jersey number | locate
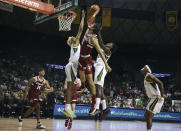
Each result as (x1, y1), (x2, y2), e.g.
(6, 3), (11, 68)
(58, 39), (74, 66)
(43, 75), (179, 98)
(37, 85), (41, 90)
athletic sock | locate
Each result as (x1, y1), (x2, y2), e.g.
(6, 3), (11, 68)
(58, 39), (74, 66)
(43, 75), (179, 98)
(95, 98), (101, 110)
(101, 100), (107, 110)
(147, 129), (152, 131)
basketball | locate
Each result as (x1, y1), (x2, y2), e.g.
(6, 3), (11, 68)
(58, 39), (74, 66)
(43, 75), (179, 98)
(90, 4), (100, 13)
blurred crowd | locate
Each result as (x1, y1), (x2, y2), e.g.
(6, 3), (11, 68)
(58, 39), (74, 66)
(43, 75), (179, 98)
(0, 56), (181, 118)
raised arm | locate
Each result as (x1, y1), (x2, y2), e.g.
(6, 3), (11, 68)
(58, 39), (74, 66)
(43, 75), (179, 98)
(146, 74), (167, 98)
(74, 10), (86, 47)
(87, 5), (100, 28)
(97, 30), (111, 56)
(23, 77), (36, 101)
(90, 37), (112, 72)
(44, 80), (53, 93)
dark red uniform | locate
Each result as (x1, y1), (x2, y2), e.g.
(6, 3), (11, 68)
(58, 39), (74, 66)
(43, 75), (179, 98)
(29, 76), (45, 107)
(78, 15), (98, 74)
(78, 27), (98, 74)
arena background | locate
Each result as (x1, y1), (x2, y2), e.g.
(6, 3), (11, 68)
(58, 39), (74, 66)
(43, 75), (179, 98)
(0, 0), (181, 130)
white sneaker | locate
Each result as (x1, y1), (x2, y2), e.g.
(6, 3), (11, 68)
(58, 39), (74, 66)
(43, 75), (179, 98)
(36, 123), (46, 129)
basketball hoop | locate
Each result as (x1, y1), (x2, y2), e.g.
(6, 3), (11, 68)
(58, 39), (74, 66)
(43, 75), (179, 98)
(58, 11), (76, 31)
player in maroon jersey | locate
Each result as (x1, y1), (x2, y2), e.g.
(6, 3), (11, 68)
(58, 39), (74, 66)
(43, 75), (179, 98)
(78, 5), (112, 115)
(18, 69), (53, 129)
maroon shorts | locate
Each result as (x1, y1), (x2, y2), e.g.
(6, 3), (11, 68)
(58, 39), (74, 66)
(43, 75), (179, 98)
(29, 96), (39, 107)
(64, 96), (77, 104)
(78, 56), (93, 74)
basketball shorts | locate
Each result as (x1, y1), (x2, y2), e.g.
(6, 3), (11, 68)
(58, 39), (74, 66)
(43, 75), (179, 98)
(65, 62), (78, 82)
(146, 97), (164, 114)
(78, 56), (93, 74)
(29, 98), (39, 107)
(94, 64), (107, 87)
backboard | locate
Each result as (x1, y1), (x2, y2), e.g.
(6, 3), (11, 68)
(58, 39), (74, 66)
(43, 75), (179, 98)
(33, 0), (78, 24)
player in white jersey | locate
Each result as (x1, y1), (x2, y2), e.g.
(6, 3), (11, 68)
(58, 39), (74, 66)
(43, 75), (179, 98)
(94, 27), (116, 118)
(141, 65), (167, 131)
(63, 10), (85, 129)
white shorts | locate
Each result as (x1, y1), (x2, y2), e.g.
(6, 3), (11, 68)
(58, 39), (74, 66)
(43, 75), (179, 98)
(65, 62), (78, 82)
(94, 64), (107, 87)
(146, 97), (164, 114)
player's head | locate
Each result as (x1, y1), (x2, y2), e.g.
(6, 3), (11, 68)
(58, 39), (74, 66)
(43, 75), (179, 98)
(105, 43), (117, 53)
(67, 36), (76, 46)
(105, 43), (114, 49)
(141, 65), (152, 76)
(39, 69), (45, 77)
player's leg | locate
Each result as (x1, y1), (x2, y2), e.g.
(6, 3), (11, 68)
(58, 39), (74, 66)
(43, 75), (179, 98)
(144, 110), (154, 131)
(35, 103), (40, 123)
(67, 80), (78, 118)
(86, 73), (97, 115)
(64, 84), (70, 128)
(101, 88), (110, 118)
(20, 106), (35, 118)
(64, 63), (76, 118)
(65, 81), (73, 111)
(67, 79), (79, 130)
(94, 84), (102, 114)
(79, 70), (86, 91)
(18, 100), (36, 127)
(35, 103), (46, 129)
(145, 97), (161, 131)
(94, 66), (104, 114)
(146, 97), (164, 131)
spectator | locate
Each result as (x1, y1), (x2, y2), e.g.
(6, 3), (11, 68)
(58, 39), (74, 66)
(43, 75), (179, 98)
(0, 87), (4, 117)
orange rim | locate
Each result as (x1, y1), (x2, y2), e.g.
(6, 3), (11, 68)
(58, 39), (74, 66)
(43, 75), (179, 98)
(58, 11), (76, 18)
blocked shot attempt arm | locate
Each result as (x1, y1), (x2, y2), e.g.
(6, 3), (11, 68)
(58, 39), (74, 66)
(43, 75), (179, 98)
(97, 30), (111, 56)
(23, 77), (36, 101)
(74, 10), (85, 46)
(87, 7), (99, 28)
(90, 37), (112, 72)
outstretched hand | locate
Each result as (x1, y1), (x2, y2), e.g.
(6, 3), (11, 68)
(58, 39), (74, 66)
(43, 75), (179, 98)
(162, 94), (167, 98)
(106, 65), (112, 72)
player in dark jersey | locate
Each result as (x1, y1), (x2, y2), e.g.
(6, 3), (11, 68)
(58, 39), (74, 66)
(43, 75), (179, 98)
(18, 69), (53, 129)
(78, 5), (112, 115)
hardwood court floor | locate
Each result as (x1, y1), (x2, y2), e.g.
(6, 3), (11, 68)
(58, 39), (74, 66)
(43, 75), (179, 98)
(0, 118), (181, 131)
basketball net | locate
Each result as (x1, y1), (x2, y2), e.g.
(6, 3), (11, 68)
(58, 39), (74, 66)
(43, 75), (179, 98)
(58, 11), (76, 31)
(57, 0), (76, 31)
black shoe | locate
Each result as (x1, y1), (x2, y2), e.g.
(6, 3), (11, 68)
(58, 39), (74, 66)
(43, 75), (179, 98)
(101, 108), (110, 119)
(94, 114), (98, 121)
(94, 109), (101, 115)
